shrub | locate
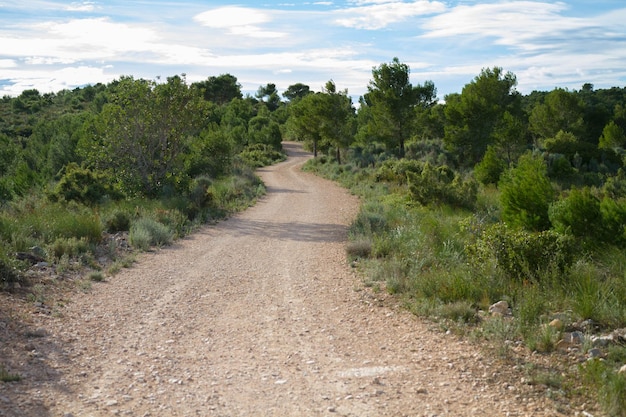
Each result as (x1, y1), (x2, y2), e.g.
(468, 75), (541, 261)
(467, 223), (577, 282)
(0, 255), (21, 289)
(49, 163), (121, 205)
(49, 237), (90, 259)
(129, 217), (173, 250)
(499, 152), (555, 231)
(346, 239), (373, 260)
(407, 163), (478, 209)
(104, 209), (131, 233)
(549, 187), (602, 239)
(474, 145), (506, 185)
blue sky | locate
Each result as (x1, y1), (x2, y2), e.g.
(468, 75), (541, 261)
(1, 0), (625, 101)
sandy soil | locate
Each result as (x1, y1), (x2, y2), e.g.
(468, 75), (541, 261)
(1, 142), (574, 416)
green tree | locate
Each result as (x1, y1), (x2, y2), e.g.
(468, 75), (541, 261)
(444, 67), (522, 166)
(317, 81), (355, 163)
(81, 75), (210, 196)
(193, 74), (242, 105)
(363, 58), (436, 156)
(529, 88), (585, 144)
(474, 145), (507, 185)
(499, 152), (555, 231)
(256, 83), (281, 111)
(283, 83), (311, 102)
(248, 106), (282, 150)
(598, 120), (626, 149)
(286, 93), (325, 156)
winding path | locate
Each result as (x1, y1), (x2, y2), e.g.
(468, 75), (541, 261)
(2, 142), (557, 416)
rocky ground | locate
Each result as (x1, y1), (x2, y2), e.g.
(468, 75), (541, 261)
(0, 142), (601, 416)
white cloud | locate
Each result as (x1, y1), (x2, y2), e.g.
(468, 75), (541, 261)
(194, 6), (286, 38)
(0, 59), (17, 68)
(0, 65), (115, 96)
(335, 0), (445, 29)
(66, 1), (97, 12)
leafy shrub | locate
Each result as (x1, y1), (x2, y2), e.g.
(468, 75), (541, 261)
(129, 217), (173, 250)
(467, 223), (577, 282)
(374, 158), (423, 184)
(49, 163), (121, 205)
(407, 162), (478, 209)
(49, 237), (90, 259)
(104, 209), (131, 233)
(474, 145), (506, 185)
(549, 187), (602, 238)
(237, 143), (286, 168)
(349, 202), (388, 237)
(499, 152), (555, 231)
(599, 197), (626, 246)
(0, 255), (21, 289)
(346, 238), (373, 260)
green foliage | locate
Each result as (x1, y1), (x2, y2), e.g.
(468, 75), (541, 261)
(474, 145), (507, 185)
(237, 143), (286, 168)
(407, 162), (478, 209)
(374, 158), (423, 184)
(444, 67), (522, 165)
(49, 237), (90, 259)
(549, 187), (602, 238)
(580, 359), (626, 417)
(129, 217), (173, 250)
(49, 163), (120, 205)
(363, 58), (436, 156)
(0, 255), (21, 289)
(467, 223), (576, 282)
(0, 365), (21, 382)
(599, 120), (626, 149)
(499, 152), (555, 230)
(104, 209), (132, 233)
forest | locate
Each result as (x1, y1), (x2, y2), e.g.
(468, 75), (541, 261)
(2, 59), (626, 413)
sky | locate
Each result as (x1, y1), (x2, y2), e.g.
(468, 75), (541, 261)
(1, 0), (626, 101)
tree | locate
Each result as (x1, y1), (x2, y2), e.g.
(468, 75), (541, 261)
(193, 74), (242, 105)
(599, 120), (626, 149)
(81, 75), (211, 196)
(499, 152), (555, 231)
(529, 88), (585, 143)
(317, 81), (355, 163)
(286, 81), (355, 160)
(363, 58), (436, 156)
(444, 67), (522, 166)
(283, 83), (311, 102)
(287, 93), (324, 156)
(248, 106), (282, 150)
(256, 83), (281, 111)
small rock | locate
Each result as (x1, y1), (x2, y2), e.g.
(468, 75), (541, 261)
(591, 335), (614, 347)
(105, 400), (118, 407)
(587, 348), (602, 358)
(549, 319), (564, 330)
(564, 331), (585, 345)
(489, 300), (511, 316)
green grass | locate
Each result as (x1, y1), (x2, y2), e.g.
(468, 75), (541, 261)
(0, 365), (21, 382)
(305, 154), (626, 415)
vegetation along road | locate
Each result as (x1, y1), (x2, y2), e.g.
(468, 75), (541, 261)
(3, 142), (566, 416)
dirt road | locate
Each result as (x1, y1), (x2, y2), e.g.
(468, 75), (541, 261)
(2, 142), (561, 416)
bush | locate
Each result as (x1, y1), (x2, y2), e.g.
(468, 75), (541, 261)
(49, 163), (121, 205)
(0, 256), (21, 289)
(499, 152), (555, 231)
(407, 163), (478, 209)
(474, 145), (506, 185)
(129, 217), (173, 250)
(549, 187), (602, 239)
(467, 223), (577, 282)
(104, 209), (131, 233)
